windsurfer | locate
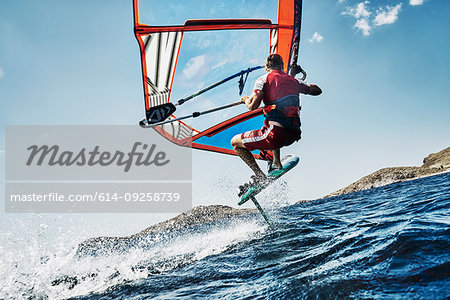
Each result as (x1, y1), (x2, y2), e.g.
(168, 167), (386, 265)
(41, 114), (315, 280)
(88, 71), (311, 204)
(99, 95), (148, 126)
(231, 54), (322, 193)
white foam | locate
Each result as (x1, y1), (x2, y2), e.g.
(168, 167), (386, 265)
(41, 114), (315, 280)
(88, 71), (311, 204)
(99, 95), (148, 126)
(0, 215), (266, 299)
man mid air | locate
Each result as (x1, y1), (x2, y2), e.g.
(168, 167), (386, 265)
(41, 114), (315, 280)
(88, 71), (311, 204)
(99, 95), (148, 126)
(231, 54), (322, 194)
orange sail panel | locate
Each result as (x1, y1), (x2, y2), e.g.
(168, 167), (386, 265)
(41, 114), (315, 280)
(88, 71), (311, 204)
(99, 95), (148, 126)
(274, 0), (296, 72)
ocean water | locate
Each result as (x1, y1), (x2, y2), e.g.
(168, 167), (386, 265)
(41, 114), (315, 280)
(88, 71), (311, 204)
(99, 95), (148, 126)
(1, 173), (449, 299)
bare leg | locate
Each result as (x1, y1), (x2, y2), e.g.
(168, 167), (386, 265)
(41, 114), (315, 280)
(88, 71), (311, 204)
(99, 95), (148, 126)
(235, 148), (266, 177)
(231, 135), (266, 178)
(272, 149), (282, 169)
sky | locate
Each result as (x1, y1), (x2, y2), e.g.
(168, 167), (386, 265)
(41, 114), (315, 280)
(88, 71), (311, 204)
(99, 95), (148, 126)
(0, 0), (449, 229)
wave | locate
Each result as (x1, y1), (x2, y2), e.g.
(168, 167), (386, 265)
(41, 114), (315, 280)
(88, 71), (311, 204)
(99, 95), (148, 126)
(1, 173), (449, 299)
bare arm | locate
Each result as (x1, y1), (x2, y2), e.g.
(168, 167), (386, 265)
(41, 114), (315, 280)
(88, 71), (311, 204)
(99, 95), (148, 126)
(298, 79), (322, 96)
(241, 90), (263, 110)
(309, 84), (322, 96)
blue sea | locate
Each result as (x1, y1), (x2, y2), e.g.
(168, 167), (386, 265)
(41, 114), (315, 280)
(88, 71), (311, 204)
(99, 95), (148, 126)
(1, 173), (449, 299)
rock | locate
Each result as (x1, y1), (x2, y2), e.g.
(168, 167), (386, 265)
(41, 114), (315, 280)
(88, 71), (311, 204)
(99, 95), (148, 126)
(320, 147), (450, 199)
(134, 205), (253, 238)
(76, 205), (253, 256)
(422, 147), (450, 169)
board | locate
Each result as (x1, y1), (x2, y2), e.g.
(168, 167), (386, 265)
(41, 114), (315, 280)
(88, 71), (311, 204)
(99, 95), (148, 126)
(237, 155), (299, 230)
(238, 155), (300, 206)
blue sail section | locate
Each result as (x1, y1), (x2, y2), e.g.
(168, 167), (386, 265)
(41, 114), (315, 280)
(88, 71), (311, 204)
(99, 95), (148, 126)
(194, 115), (265, 154)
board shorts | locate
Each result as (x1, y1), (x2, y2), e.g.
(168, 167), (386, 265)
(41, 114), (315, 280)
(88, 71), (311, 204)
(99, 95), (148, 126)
(241, 122), (301, 151)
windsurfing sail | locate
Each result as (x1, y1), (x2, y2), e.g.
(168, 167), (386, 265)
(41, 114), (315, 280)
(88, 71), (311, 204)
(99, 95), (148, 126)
(133, 0), (303, 160)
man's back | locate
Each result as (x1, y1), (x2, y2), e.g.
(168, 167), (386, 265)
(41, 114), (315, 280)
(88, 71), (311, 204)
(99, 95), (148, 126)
(254, 70), (311, 104)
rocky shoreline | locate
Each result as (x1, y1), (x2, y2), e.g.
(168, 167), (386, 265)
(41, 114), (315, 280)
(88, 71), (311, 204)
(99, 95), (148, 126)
(77, 147), (449, 253)
(320, 147), (450, 199)
(77, 205), (254, 256)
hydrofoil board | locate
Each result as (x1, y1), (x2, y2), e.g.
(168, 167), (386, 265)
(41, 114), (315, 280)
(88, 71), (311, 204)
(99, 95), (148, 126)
(238, 155), (299, 206)
(237, 155), (299, 230)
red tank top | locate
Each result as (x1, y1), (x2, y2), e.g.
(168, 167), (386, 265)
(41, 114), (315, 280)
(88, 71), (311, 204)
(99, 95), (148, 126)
(254, 70), (310, 105)
(254, 70), (311, 129)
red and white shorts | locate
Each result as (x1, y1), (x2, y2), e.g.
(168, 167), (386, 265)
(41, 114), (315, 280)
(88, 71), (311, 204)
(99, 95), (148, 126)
(241, 122), (301, 151)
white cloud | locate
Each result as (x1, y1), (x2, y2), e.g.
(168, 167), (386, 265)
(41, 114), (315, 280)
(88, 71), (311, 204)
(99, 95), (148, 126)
(354, 1), (371, 18)
(182, 55), (206, 79)
(374, 4), (402, 26)
(309, 32), (324, 43)
(0, 67), (4, 79)
(355, 18), (371, 36)
(342, 1), (371, 18)
(409, 0), (423, 6)
(211, 59), (227, 70)
(341, 2), (404, 36)
(342, 1), (372, 36)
